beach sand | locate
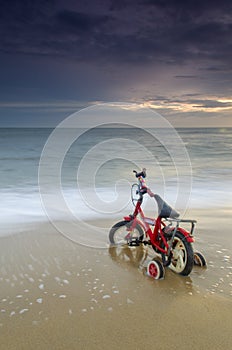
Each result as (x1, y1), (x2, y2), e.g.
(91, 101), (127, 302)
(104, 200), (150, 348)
(1, 208), (232, 349)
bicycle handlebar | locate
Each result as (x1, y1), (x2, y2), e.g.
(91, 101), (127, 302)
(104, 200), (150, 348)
(133, 169), (148, 197)
(133, 169), (155, 198)
(133, 168), (146, 179)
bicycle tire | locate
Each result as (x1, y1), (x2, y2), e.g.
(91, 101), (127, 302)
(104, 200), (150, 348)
(109, 220), (144, 245)
(156, 231), (194, 276)
(147, 259), (165, 280)
(131, 183), (140, 206)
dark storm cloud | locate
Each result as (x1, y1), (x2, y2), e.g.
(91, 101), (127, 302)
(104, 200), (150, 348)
(55, 10), (109, 33)
(1, 0), (232, 67)
(1, 0), (232, 127)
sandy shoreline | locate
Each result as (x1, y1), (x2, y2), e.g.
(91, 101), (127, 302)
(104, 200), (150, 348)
(1, 208), (232, 349)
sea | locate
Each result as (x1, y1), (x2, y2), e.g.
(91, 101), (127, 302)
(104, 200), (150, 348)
(0, 127), (232, 234)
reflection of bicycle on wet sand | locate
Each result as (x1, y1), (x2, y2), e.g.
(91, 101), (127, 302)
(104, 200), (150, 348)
(109, 244), (147, 269)
(109, 169), (206, 279)
(108, 244), (195, 293)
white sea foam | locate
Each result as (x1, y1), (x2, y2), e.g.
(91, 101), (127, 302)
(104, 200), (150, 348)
(0, 181), (231, 235)
(1, 127), (232, 237)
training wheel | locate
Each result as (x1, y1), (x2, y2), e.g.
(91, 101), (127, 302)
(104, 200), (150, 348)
(194, 252), (207, 267)
(147, 259), (165, 280)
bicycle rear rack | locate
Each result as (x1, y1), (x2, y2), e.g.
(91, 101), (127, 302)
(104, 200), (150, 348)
(165, 218), (196, 235)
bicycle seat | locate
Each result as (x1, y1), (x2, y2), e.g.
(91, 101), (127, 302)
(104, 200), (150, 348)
(154, 194), (180, 219)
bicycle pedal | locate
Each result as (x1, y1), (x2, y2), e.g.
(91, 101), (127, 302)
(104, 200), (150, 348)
(128, 239), (141, 246)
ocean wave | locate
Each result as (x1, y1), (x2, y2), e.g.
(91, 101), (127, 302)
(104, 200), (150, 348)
(0, 182), (231, 235)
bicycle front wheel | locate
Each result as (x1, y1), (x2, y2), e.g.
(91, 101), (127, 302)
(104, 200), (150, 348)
(109, 220), (144, 245)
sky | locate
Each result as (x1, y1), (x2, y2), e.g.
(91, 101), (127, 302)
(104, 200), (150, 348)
(0, 0), (232, 127)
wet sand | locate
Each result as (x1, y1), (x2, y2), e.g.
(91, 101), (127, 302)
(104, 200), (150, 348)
(1, 208), (232, 349)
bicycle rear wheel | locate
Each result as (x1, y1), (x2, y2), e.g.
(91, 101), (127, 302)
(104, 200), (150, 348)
(167, 231), (194, 276)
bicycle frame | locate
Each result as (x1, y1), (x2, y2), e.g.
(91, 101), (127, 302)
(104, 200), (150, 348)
(124, 195), (195, 255)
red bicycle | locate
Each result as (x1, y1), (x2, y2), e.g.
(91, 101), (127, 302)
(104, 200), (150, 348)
(109, 169), (206, 279)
